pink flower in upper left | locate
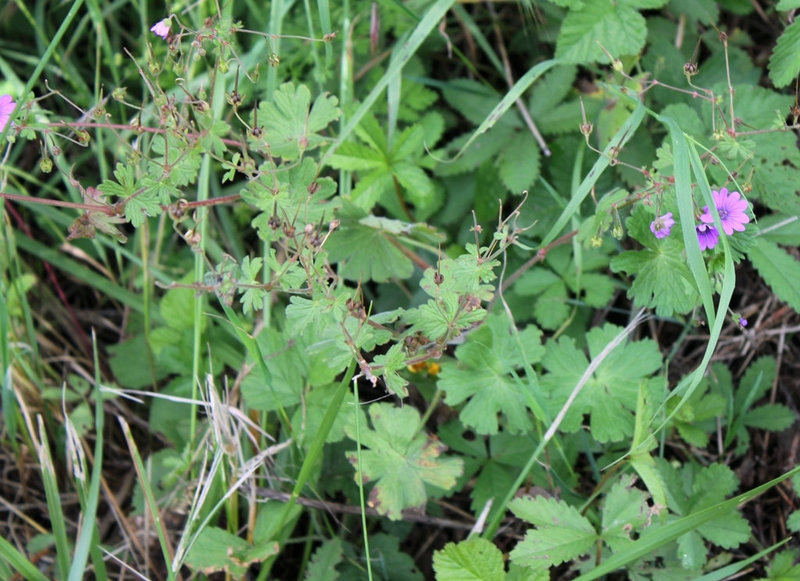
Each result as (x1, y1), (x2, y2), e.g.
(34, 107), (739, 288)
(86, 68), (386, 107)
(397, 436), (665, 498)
(150, 18), (171, 39)
(0, 94), (16, 131)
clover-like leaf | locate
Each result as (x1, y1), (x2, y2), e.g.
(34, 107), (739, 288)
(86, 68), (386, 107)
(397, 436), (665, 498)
(344, 403), (463, 520)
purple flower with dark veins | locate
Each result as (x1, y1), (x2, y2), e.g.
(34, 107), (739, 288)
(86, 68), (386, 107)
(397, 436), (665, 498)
(696, 223), (719, 251)
(650, 212), (675, 239)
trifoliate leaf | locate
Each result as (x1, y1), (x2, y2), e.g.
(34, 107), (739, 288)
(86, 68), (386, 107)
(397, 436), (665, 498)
(540, 323), (662, 442)
(509, 496), (596, 570)
(556, 1), (648, 64)
(769, 20), (800, 88)
(438, 314), (544, 434)
(371, 343), (409, 397)
(748, 238), (800, 313)
(344, 403), (463, 520)
(433, 538), (505, 581)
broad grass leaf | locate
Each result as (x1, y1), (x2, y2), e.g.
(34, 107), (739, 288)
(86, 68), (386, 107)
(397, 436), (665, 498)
(769, 19), (800, 88)
(748, 238), (800, 313)
(433, 537), (505, 581)
(555, 1), (648, 64)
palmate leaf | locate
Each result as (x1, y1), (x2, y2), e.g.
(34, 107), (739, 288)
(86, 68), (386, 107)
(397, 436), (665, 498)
(256, 83), (340, 160)
(344, 403), (463, 520)
(509, 496), (596, 571)
(433, 537), (505, 581)
(438, 314), (544, 434)
(324, 206), (414, 282)
(555, 0), (648, 64)
(540, 323), (662, 442)
(610, 204), (698, 316)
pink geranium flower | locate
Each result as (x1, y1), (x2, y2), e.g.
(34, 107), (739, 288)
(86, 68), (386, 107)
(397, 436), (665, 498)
(150, 18), (171, 39)
(700, 188), (750, 236)
(0, 94), (16, 131)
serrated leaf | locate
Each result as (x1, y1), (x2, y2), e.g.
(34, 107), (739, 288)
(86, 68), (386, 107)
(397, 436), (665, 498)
(749, 238), (800, 313)
(498, 131), (541, 193)
(372, 343), (409, 397)
(556, 1), (647, 64)
(344, 403), (463, 520)
(305, 539), (342, 581)
(743, 404), (795, 431)
(509, 496), (596, 570)
(433, 538), (505, 581)
(184, 526), (279, 576)
(534, 281), (569, 330)
(610, 205), (698, 316)
(769, 20), (800, 88)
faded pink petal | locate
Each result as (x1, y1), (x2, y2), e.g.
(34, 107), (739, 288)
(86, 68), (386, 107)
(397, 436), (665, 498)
(150, 18), (171, 39)
(0, 94), (16, 132)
